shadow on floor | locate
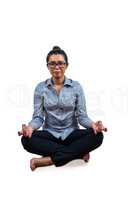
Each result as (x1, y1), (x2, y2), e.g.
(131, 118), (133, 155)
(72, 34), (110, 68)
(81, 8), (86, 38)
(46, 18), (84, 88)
(63, 159), (89, 167)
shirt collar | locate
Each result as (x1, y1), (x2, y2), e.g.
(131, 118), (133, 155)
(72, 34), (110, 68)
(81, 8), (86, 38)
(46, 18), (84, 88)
(46, 76), (73, 87)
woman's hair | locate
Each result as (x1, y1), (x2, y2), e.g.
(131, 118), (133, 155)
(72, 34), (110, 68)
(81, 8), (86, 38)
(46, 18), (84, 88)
(46, 46), (68, 65)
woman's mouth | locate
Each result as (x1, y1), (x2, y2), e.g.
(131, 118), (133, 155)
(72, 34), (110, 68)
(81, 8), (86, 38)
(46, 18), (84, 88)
(54, 70), (61, 73)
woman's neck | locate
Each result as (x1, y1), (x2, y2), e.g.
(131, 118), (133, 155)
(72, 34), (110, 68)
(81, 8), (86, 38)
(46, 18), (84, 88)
(52, 76), (65, 86)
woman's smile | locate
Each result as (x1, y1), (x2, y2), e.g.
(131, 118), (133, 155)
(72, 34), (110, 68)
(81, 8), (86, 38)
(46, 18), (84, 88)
(54, 70), (61, 72)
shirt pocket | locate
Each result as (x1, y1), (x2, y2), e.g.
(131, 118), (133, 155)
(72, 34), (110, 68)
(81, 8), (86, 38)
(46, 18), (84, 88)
(61, 92), (77, 111)
(43, 93), (58, 111)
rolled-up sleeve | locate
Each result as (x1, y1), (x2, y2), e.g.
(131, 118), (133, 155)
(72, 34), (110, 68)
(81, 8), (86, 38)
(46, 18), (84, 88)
(28, 84), (45, 130)
(75, 82), (93, 128)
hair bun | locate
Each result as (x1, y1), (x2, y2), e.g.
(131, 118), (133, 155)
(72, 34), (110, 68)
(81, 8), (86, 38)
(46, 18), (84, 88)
(52, 46), (61, 51)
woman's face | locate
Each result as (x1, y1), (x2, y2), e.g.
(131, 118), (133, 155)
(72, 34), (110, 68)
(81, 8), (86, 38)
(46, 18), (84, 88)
(47, 54), (68, 79)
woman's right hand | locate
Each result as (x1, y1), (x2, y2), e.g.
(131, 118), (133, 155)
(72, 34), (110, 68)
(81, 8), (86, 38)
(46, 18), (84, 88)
(18, 124), (34, 138)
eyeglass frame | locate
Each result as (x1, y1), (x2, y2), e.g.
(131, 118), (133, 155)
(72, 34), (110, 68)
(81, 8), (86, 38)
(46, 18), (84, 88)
(47, 61), (67, 68)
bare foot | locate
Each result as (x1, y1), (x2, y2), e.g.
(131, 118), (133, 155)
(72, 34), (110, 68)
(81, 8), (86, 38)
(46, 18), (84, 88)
(83, 153), (90, 162)
(30, 158), (37, 171)
(30, 157), (53, 171)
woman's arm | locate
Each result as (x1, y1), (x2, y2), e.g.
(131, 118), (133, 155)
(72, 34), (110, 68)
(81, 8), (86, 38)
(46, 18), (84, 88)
(28, 84), (45, 130)
(75, 82), (108, 133)
(75, 82), (94, 128)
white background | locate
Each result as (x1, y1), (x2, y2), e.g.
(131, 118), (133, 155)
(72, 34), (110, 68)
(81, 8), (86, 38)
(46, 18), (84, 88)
(0, 0), (131, 200)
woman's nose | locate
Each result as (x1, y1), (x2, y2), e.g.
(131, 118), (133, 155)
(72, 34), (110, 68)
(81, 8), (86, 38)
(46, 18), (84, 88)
(55, 65), (60, 69)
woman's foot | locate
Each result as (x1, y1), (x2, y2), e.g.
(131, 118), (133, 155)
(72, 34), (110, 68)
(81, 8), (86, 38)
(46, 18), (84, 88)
(30, 158), (36, 171)
(30, 157), (53, 171)
(83, 153), (90, 162)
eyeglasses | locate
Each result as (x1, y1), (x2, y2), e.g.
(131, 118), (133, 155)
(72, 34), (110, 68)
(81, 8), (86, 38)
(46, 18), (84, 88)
(47, 61), (66, 68)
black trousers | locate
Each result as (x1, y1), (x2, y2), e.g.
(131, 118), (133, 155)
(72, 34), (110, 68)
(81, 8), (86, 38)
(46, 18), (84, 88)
(21, 128), (104, 167)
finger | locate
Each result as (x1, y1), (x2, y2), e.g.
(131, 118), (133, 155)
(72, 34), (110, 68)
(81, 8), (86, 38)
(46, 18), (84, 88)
(28, 133), (32, 138)
(98, 121), (107, 132)
(26, 129), (32, 138)
(104, 127), (108, 132)
(92, 123), (98, 134)
(18, 130), (27, 137)
(18, 131), (22, 136)
(92, 127), (97, 135)
(22, 124), (27, 131)
(97, 121), (108, 132)
(22, 124), (29, 136)
(22, 125), (26, 133)
(18, 126), (26, 136)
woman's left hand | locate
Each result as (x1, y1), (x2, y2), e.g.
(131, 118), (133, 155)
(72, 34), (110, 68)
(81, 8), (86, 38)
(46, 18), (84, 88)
(91, 121), (107, 134)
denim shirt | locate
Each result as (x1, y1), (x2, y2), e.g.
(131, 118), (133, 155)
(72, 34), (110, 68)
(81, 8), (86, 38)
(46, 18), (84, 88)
(28, 76), (93, 140)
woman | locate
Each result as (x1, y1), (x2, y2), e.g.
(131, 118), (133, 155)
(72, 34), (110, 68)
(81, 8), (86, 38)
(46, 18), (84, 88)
(18, 46), (107, 171)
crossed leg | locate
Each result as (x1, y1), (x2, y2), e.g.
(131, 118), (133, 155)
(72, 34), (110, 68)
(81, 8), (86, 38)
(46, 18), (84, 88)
(21, 128), (104, 170)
